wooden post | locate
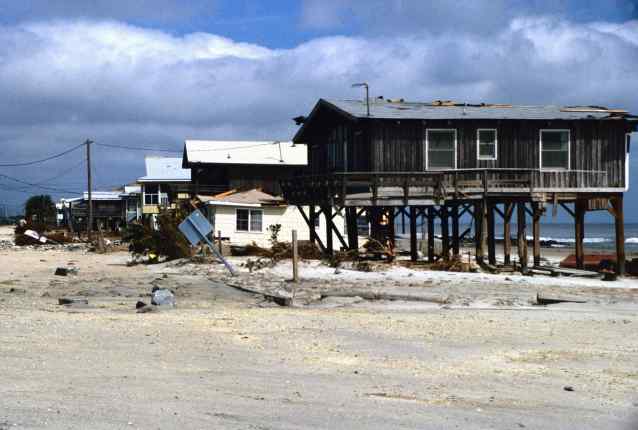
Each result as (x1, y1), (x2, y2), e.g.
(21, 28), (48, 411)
(612, 194), (625, 276)
(574, 200), (585, 270)
(217, 230), (222, 254)
(487, 202), (496, 265)
(323, 206), (333, 256)
(441, 205), (449, 260)
(409, 206), (418, 262)
(427, 206), (435, 262)
(503, 203), (513, 266)
(517, 202), (528, 269)
(532, 202), (541, 267)
(475, 201), (485, 264)
(309, 206), (317, 245)
(451, 204), (460, 257)
(345, 207), (359, 251)
(292, 229), (299, 283)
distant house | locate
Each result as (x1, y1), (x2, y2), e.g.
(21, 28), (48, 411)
(63, 191), (126, 232)
(195, 189), (343, 249)
(182, 140), (306, 196)
(137, 157), (191, 219)
(120, 184), (142, 223)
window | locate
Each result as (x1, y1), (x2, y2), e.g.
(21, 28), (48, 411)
(540, 130), (570, 169)
(427, 129), (456, 169)
(236, 209), (263, 232)
(144, 184), (159, 205)
(477, 129), (497, 160)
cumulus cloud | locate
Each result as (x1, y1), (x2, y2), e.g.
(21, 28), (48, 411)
(0, 17), (637, 208)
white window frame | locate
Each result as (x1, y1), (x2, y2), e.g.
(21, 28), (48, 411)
(143, 183), (161, 205)
(539, 129), (571, 171)
(426, 129), (457, 170)
(476, 128), (498, 161)
(235, 208), (263, 233)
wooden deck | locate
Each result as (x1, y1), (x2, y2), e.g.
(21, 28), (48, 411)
(281, 168), (614, 206)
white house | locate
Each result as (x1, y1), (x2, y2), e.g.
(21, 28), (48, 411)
(137, 157), (191, 216)
(197, 189), (346, 249)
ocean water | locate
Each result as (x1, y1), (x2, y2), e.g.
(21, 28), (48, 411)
(393, 219), (638, 252)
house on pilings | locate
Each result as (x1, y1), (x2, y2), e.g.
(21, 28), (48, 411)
(282, 98), (637, 274)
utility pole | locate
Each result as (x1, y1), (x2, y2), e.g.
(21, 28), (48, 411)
(85, 139), (94, 240)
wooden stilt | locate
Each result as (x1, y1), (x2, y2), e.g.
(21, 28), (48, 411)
(503, 203), (513, 266)
(532, 202), (542, 267)
(451, 204), (460, 257)
(575, 200), (585, 270)
(517, 202), (528, 269)
(309, 205), (317, 245)
(427, 206), (435, 262)
(409, 206), (418, 262)
(487, 202), (496, 265)
(611, 194), (625, 276)
(345, 207), (359, 251)
(475, 201), (485, 264)
(323, 205), (333, 256)
(441, 205), (449, 260)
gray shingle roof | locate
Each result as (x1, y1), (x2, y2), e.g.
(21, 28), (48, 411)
(326, 99), (629, 121)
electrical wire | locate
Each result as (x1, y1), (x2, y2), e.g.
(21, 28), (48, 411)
(94, 143), (181, 153)
(0, 143), (86, 167)
(0, 173), (81, 194)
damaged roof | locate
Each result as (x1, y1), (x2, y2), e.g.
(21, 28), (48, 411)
(197, 188), (285, 207)
(294, 98), (637, 142)
(183, 140), (307, 167)
(138, 157), (191, 183)
(324, 99), (634, 121)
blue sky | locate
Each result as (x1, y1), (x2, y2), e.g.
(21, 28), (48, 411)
(0, 0), (637, 221)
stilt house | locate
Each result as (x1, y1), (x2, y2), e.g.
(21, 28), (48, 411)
(282, 98), (637, 274)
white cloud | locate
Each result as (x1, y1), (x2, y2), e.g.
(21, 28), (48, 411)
(0, 17), (637, 207)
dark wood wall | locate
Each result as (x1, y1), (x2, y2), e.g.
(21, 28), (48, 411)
(193, 164), (305, 196)
(307, 117), (630, 188)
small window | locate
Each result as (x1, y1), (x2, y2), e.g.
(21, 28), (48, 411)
(540, 130), (570, 169)
(144, 184), (160, 205)
(250, 210), (263, 232)
(427, 129), (456, 170)
(477, 129), (497, 160)
(236, 209), (263, 232)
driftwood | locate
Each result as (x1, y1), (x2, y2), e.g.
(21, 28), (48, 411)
(319, 290), (448, 305)
(226, 282), (292, 306)
(535, 292), (587, 306)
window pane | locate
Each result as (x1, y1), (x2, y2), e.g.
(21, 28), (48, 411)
(428, 130), (454, 150)
(236, 209), (249, 231)
(429, 151), (455, 169)
(542, 131), (568, 150)
(478, 129), (496, 144)
(542, 152), (568, 169)
(479, 143), (495, 158)
(250, 210), (262, 232)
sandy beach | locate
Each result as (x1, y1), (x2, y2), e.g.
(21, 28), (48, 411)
(1, 226), (638, 429)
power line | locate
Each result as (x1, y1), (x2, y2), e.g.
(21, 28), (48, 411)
(0, 173), (81, 194)
(0, 143), (86, 167)
(94, 142), (181, 153)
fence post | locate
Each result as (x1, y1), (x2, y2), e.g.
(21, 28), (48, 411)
(292, 229), (299, 283)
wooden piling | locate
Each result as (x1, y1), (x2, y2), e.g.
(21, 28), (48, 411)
(575, 200), (585, 270)
(441, 205), (449, 261)
(475, 201), (485, 264)
(427, 206), (435, 262)
(517, 202), (528, 269)
(487, 202), (496, 265)
(532, 202), (541, 267)
(323, 206), (333, 256)
(503, 203), (513, 266)
(345, 207), (359, 251)
(409, 206), (418, 262)
(611, 194), (625, 276)
(309, 206), (317, 245)
(451, 204), (460, 257)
